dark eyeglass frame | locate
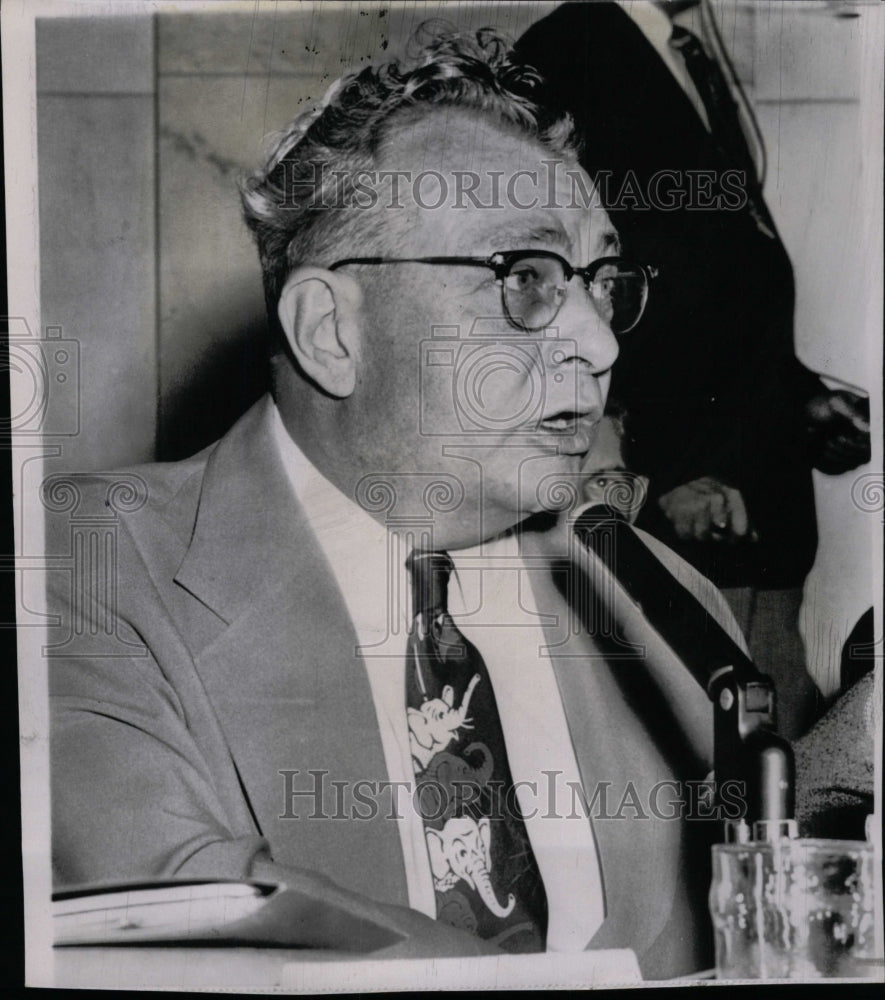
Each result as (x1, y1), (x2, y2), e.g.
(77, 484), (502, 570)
(328, 250), (660, 333)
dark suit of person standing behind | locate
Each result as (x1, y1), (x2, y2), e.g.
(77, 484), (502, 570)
(517, 0), (871, 739)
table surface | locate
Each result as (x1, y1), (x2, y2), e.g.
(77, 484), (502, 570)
(47, 945), (883, 989)
(50, 944), (646, 991)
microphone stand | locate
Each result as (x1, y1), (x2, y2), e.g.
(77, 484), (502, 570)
(709, 659), (796, 842)
(573, 505), (796, 843)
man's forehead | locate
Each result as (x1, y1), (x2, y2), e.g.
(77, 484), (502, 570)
(377, 108), (616, 256)
(378, 106), (544, 173)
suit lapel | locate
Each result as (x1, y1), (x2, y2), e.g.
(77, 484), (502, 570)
(174, 398), (409, 904)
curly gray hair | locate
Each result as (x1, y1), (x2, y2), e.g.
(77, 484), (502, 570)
(240, 23), (576, 323)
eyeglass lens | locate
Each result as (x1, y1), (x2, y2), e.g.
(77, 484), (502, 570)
(502, 257), (648, 333)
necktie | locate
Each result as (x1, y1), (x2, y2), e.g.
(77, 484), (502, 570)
(669, 23), (777, 239)
(405, 551), (548, 952)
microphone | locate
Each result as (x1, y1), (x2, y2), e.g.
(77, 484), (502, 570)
(573, 505), (757, 694)
(573, 504), (794, 835)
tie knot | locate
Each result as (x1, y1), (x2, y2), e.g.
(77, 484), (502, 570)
(406, 550), (453, 620)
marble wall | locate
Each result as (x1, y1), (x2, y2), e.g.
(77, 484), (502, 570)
(37, 16), (157, 470)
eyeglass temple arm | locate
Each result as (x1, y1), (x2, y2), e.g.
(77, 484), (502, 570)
(328, 256), (491, 270)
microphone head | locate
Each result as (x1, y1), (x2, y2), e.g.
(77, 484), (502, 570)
(574, 503), (627, 537)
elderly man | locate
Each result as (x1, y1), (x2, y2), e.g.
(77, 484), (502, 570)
(50, 28), (759, 976)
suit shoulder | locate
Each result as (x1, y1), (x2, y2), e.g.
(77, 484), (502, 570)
(41, 443), (217, 527)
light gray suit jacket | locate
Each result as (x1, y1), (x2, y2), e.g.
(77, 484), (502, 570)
(49, 395), (739, 974)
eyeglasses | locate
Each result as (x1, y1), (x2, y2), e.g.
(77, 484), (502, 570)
(328, 251), (659, 334)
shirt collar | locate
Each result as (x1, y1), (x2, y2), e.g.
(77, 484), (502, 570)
(270, 401), (412, 635)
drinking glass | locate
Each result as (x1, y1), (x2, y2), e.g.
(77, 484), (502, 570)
(710, 838), (881, 979)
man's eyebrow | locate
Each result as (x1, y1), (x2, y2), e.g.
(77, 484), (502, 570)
(483, 223), (571, 251)
(587, 461), (628, 474)
(600, 230), (621, 254)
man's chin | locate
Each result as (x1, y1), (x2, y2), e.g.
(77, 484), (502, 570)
(513, 455), (590, 521)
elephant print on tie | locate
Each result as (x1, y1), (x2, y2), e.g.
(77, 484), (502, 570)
(404, 551), (547, 949)
(426, 816), (517, 918)
(407, 673), (481, 772)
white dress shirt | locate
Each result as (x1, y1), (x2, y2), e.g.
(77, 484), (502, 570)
(270, 404), (605, 950)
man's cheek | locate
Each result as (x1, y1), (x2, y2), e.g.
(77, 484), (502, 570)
(467, 366), (537, 428)
(419, 370), (458, 436)
(461, 346), (546, 432)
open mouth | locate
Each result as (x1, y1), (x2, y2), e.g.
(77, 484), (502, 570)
(535, 408), (600, 455)
(539, 410), (594, 433)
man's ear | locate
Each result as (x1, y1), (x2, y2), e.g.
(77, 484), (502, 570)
(277, 268), (362, 398)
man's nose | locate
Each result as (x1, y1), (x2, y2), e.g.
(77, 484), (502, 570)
(553, 275), (620, 374)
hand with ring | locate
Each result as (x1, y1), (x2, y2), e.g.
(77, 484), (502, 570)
(657, 476), (756, 544)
